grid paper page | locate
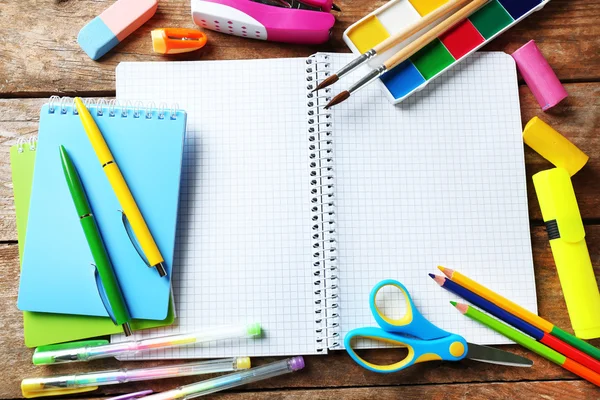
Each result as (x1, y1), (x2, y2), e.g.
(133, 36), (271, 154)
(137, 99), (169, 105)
(114, 58), (317, 357)
(328, 52), (536, 346)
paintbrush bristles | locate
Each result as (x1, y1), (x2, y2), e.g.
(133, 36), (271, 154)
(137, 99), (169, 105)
(324, 91), (350, 109)
(313, 75), (339, 92)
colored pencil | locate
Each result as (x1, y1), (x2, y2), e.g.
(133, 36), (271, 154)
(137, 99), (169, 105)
(453, 302), (600, 387)
(430, 274), (600, 373)
(439, 266), (600, 361)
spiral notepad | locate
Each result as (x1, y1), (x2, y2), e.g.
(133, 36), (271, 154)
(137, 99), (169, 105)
(18, 98), (186, 321)
(113, 52), (536, 357)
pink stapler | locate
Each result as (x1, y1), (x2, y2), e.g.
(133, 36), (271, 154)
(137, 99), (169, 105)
(191, 0), (339, 44)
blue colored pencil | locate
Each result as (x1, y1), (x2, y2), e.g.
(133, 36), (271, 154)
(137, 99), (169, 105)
(429, 273), (544, 340)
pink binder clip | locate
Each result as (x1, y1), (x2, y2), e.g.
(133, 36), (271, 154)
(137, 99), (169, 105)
(191, 0), (339, 44)
(512, 40), (568, 111)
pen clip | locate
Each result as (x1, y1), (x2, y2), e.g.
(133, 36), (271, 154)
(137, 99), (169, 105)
(93, 264), (118, 325)
(120, 210), (153, 268)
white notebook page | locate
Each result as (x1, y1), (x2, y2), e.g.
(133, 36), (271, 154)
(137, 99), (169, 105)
(324, 52), (536, 346)
(114, 58), (318, 357)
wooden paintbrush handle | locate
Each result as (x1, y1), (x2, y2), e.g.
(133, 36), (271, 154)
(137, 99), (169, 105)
(374, 0), (474, 54)
(383, 0), (488, 70)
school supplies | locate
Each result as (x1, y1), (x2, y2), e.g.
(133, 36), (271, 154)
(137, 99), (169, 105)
(344, 280), (532, 373)
(191, 0), (337, 44)
(314, 0), (474, 92)
(533, 168), (600, 339)
(112, 52), (535, 358)
(33, 323), (261, 365)
(18, 98), (185, 321)
(108, 390), (153, 400)
(438, 267), (600, 360)
(78, 0), (158, 60)
(60, 145), (132, 336)
(75, 98), (168, 278)
(152, 28), (208, 55)
(325, 0), (488, 109)
(342, 0), (550, 104)
(523, 117), (588, 176)
(430, 274), (600, 373)
(21, 358), (251, 398)
(512, 40), (568, 110)
(141, 357), (304, 399)
(453, 303), (600, 387)
(10, 139), (175, 347)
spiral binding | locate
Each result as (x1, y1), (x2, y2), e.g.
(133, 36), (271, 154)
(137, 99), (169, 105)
(17, 136), (37, 153)
(306, 54), (340, 352)
(47, 96), (180, 120)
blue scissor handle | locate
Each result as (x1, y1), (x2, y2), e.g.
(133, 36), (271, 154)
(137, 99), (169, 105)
(370, 279), (450, 340)
(344, 327), (468, 373)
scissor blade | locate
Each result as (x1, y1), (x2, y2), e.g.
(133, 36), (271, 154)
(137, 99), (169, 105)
(466, 343), (533, 368)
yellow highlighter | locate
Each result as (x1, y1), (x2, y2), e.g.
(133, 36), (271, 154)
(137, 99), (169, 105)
(533, 168), (600, 339)
(74, 97), (167, 277)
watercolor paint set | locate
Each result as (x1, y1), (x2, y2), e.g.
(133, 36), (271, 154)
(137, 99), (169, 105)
(343, 0), (550, 104)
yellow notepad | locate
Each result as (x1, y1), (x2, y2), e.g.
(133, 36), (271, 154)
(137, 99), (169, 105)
(10, 139), (174, 348)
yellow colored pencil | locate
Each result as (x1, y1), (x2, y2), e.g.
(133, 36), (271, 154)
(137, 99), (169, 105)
(75, 97), (167, 277)
(438, 266), (600, 361)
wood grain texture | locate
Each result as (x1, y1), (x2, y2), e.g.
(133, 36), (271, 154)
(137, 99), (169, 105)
(0, 225), (598, 398)
(0, 0), (598, 95)
(0, 83), (597, 240)
(1, 0), (599, 398)
(22, 380), (600, 400)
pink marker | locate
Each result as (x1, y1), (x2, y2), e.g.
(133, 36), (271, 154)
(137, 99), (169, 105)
(191, 0), (336, 44)
(78, 0), (158, 60)
(512, 40), (568, 111)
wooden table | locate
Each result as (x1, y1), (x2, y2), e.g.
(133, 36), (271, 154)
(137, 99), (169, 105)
(1, 0), (599, 398)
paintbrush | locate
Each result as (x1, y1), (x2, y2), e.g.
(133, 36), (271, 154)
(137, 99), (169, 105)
(325, 0), (488, 109)
(313, 0), (474, 93)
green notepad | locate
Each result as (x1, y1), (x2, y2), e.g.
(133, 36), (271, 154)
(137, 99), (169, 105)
(10, 141), (174, 348)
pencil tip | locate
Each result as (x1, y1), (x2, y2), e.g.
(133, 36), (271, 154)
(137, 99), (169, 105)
(437, 266), (445, 272)
(325, 90), (350, 109)
(428, 273), (435, 279)
(313, 75), (339, 92)
(450, 301), (457, 307)
(331, 3), (342, 11)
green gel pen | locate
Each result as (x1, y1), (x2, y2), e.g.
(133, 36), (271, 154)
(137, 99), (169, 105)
(59, 145), (132, 335)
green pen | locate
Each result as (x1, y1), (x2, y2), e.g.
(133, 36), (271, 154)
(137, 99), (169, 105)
(59, 145), (132, 336)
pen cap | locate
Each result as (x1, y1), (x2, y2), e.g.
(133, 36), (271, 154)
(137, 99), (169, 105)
(532, 168), (584, 242)
(523, 117), (588, 177)
(533, 168), (600, 339)
(21, 378), (97, 398)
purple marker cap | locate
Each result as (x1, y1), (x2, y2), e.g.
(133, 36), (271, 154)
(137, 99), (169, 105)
(107, 390), (154, 400)
(289, 356), (305, 371)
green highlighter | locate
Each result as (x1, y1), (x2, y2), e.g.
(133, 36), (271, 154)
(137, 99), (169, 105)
(59, 145), (132, 336)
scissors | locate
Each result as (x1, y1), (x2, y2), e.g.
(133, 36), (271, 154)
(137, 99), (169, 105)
(344, 279), (533, 373)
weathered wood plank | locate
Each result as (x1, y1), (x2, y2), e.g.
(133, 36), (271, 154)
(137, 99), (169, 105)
(27, 380), (600, 400)
(0, 0), (598, 95)
(1, 224), (599, 398)
(12, 380), (600, 400)
(0, 83), (598, 240)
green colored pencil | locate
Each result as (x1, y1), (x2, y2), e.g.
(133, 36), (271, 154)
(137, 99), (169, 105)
(452, 302), (600, 387)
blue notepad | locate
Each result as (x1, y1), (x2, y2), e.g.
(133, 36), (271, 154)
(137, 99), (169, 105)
(18, 99), (186, 320)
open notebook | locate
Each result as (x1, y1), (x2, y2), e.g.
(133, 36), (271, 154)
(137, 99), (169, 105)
(113, 52), (536, 357)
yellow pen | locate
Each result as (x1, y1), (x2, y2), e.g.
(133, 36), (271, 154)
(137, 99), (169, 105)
(74, 97), (167, 277)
